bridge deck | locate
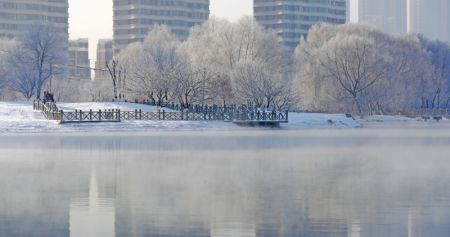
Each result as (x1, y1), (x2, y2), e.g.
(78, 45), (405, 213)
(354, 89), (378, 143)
(34, 101), (289, 124)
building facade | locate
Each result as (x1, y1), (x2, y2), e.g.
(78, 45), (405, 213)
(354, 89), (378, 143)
(69, 38), (91, 79)
(254, 0), (347, 49)
(95, 39), (114, 80)
(357, 0), (407, 33)
(0, 0), (68, 39)
(408, 0), (450, 43)
(113, 0), (210, 54)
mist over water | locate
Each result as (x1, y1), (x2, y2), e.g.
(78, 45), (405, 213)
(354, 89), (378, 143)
(0, 129), (450, 237)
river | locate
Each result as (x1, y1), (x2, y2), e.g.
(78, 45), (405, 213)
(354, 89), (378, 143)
(0, 129), (449, 236)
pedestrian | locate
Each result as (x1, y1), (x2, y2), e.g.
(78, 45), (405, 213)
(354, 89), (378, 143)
(43, 91), (48, 103)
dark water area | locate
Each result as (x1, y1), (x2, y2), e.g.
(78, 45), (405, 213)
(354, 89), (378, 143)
(0, 129), (450, 237)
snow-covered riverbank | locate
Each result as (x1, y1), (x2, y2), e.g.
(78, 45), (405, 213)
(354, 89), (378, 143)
(0, 101), (447, 133)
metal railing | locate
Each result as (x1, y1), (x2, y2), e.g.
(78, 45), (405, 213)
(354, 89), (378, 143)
(33, 100), (289, 124)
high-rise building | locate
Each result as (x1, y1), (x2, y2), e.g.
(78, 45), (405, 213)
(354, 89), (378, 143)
(408, 0), (450, 43)
(113, 0), (210, 54)
(69, 38), (91, 79)
(95, 39), (114, 80)
(254, 0), (347, 49)
(0, 0), (68, 40)
(356, 0), (407, 33)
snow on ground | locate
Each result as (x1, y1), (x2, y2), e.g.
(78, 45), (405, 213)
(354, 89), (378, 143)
(0, 101), (236, 133)
(358, 115), (450, 128)
(0, 101), (61, 133)
(2, 101), (447, 133)
(283, 112), (361, 129)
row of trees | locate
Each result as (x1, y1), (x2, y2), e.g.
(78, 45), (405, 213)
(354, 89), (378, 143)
(114, 19), (450, 114)
(295, 24), (450, 114)
(114, 18), (297, 110)
(0, 19), (449, 115)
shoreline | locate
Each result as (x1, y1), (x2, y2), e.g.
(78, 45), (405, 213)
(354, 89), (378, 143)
(1, 101), (449, 134)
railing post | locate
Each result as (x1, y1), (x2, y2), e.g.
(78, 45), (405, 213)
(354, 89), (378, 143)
(90, 109), (92, 121)
(163, 110), (166, 120)
(139, 109), (142, 120)
(99, 110), (102, 121)
(79, 110), (83, 121)
(60, 110), (64, 123)
(286, 111), (289, 121)
(118, 109), (121, 121)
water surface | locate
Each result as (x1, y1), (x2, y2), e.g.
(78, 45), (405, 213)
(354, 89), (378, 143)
(0, 129), (450, 237)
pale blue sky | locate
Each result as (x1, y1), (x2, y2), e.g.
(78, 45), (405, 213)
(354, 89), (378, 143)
(69, 0), (253, 62)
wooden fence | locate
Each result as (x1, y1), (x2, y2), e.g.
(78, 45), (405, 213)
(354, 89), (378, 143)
(33, 100), (289, 124)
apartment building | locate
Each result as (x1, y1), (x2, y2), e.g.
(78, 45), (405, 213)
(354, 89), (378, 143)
(113, 0), (209, 54)
(0, 0), (68, 39)
(357, 0), (407, 33)
(254, 0), (347, 49)
(95, 39), (114, 80)
(69, 38), (91, 79)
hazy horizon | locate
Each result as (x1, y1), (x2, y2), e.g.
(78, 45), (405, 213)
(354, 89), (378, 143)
(69, 0), (253, 66)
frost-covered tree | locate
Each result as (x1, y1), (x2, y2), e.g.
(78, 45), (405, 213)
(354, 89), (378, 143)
(118, 18), (297, 109)
(172, 60), (204, 108)
(295, 24), (445, 114)
(232, 59), (286, 108)
(229, 17), (294, 109)
(418, 36), (450, 83)
(120, 25), (181, 106)
(0, 38), (16, 96)
(418, 36), (450, 108)
(182, 17), (295, 109)
(106, 59), (126, 100)
(180, 18), (234, 104)
(378, 34), (445, 111)
(7, 49), (36, 100)
(8, 24), (67, 100)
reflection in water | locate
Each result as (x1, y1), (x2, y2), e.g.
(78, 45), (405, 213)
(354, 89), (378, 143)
(0, 130), (450, 237)
(210, 222), (256, 237)
(350, 220), (361, 237)
(70, 166), (115, 237)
